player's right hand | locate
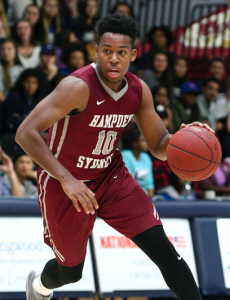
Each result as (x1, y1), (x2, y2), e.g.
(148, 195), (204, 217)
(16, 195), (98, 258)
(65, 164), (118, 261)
(60, 175), (98, 214)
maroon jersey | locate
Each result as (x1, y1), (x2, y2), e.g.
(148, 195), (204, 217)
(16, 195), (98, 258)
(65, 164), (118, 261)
(45, 63), (142, 180)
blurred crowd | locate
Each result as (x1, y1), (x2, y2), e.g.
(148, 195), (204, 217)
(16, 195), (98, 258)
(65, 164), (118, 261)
(0, 0), (230, 201)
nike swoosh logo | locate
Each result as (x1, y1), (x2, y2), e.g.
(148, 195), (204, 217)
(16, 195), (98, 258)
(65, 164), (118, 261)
(97, 100), (106, 105)
(177, 256), (182, 260)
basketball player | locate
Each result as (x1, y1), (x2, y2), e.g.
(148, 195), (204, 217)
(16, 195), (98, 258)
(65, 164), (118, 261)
(16, 14), (209, 300)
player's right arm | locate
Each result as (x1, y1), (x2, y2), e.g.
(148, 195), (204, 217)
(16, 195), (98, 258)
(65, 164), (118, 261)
(15, 76), (98, 214)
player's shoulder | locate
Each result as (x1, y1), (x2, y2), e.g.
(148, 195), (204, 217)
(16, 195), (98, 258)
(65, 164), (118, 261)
(70, 64), (95, 78)
(57, 75), (89, 94)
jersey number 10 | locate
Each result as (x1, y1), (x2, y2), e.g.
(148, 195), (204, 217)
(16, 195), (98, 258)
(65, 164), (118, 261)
(92, 130), (117, 155)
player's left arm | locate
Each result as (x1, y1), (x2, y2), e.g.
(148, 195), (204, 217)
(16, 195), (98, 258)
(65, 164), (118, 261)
(135, 79), (172, 161)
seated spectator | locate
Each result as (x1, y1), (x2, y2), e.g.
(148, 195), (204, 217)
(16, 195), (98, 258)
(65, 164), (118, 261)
(140, 50), (172, 91)
(197, 77), (228, 131)
(70, 0), (99, 45)
(0, 0), (10, 38)
(13, 19), (41, 68)
(137, 25), (175, 71)
(152, 87), (174, 133)
(195, 158), (230, 197)
(2, 149), (37, 197)
(0, 68), (43, 136)
(59, 0), (79, 28)
(22, 4), (41, 43)
(153, 157), (172, 192)
(36, 0), (60, 44)
(0, 39), (24, 102)
(156, 172), (196, 201)
(217, 118), (230, 160)
(7, 0), (42, 26)
(171, 56), (188, 98)
(170, 81), (201, 132)
(54, 29), (78, 69)
(121, 125), (154, 198)
(0, 146), (23, 197)
(34, 43), (58, 97)
(23, 4), (40, 26)
(59, 42), (89, 75)
(110, 1), (140, 49)
(0, 18), (6, 46)
(200, 57), (227, 94)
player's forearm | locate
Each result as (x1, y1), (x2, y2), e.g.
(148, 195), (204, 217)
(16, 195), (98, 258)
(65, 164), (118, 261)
(15, 129), (72, 183)
(153, 133), (172, 161)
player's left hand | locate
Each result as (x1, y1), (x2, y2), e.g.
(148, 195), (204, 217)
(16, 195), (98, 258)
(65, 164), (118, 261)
(180, 122), (215, 134)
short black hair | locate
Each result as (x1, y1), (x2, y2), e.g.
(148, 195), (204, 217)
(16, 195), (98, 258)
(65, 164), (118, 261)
(110, 1), (136, 19)
(148, 25), (173, 48)
(202, 77), (221, 88)
(210, 57), (225, 66)
(121, 124), (141, 150)
(97, 13), (138, 48)
(61, 43), (89, 66)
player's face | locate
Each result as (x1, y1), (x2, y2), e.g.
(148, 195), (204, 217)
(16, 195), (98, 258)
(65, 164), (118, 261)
(95, 33), (137, 92)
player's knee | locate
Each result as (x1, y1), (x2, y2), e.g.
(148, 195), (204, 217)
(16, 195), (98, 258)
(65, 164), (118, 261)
(58, 261), (84, 284)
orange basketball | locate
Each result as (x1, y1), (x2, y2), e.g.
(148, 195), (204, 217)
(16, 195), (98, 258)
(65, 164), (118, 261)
(166, 126), (222, 181)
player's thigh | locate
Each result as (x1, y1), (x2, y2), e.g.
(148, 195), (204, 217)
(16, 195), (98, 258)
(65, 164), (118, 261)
(97, 171), (161, 239)
(38, 171), (95, 266)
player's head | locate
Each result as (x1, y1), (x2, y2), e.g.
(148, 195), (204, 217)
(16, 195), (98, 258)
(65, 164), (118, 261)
(95, 14), (138, 91)
(97, 13), (138, 48)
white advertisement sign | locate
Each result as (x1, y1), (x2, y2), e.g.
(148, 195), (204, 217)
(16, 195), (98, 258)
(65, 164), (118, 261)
(92, 218), (198, 292)
(217, 218), (230, 288)
(0, 217), (95, 292)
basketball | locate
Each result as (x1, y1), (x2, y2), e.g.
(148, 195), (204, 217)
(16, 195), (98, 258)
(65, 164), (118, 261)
(166, 126), (222, 181)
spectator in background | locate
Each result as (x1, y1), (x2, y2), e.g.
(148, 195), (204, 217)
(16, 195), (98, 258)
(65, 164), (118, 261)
(13, 19), (41, 68)
(170, 81), (201, 132)
(70, 0), (98, 45)
(110, 1), (140, 49)
(156, 172), (196, 201)
(7, 0), (42, 26)
(0, 39), (24, 102)
(137, 25), (175, 71)
(0, 146), (23, 197)
(197, 77), (228, 132)
(0, 68), (43, 136)
(54, 29), (77, 69)
(0, 0), (10, 38)
(140, 50), (172, 92)
(195, 158), (230, 197)
(59, 42), (89, 75)
(171, 56), (188, 98)
(35, 43), (58, 96)
(0, 18), (6, 46)
(37, 0), (61, 44)
(121, 125), (155, 198)
(23, 4), (40, 27)
(200, 57), (227, 94)
(59, 0), (79, 28)
(2, 150), (37, 197)
(151, 105), (173, 193)
(152, 87), (174, 133)
(22, 4), (41, 43)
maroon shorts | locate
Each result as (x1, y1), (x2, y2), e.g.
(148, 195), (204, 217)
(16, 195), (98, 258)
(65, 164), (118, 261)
(38, 151), (162, 266)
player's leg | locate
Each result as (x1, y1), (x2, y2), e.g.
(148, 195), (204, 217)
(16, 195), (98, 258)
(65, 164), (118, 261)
(26, 260), (84, 299)
(95, 154), (202, 300)
(27, 172), (95, 299)
(131, 225), (202, 300)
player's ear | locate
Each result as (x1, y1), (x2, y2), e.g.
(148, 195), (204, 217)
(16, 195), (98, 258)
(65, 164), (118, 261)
(131, 49), (137, 62)
(95, 45), (99, 58)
